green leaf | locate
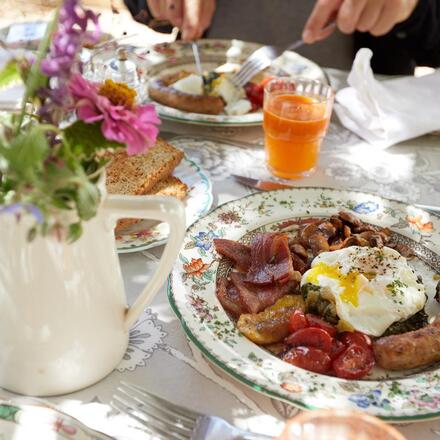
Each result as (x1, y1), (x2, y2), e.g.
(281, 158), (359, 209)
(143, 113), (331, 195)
(64, 120), (124, 158)
(68, 222), (83, 242)
(0, 60), (21, 89)
(27, 226), (38, 242)
(6, 125), (50, 180)
(75, 178), (100, 220)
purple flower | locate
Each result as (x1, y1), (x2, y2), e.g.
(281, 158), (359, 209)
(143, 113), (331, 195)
(0, 203), (44, 224)
(39, 0), (100, 121)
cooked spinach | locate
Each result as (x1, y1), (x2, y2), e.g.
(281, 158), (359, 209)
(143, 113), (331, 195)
(382, 309), (429, 336)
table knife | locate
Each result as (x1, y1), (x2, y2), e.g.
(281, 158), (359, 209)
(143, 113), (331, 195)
(231, 174), (440, 215)
(191, 41), (204, 78)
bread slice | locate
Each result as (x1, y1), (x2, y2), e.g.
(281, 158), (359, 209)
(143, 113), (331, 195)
(106, 138), (184, 195)
(115, 176), (189, 233)
(149, 175), (188, 199)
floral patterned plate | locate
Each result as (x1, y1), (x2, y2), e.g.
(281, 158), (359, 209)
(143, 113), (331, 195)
(0, 399), (113, 439)
(115, 156), (212, 253)
(141, 39), (326, 126)
(168, 187), (440, 422)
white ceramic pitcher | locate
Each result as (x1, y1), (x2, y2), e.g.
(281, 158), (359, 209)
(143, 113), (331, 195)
(0, 191), (186, 396)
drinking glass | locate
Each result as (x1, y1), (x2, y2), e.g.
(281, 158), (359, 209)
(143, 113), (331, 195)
(277, 410), (406, 440)
(263, 78), (334, 179)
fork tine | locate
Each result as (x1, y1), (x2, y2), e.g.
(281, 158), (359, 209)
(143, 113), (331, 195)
(111, 394), (191, 440)
(115, 387), (194, 434)
(233, 65), (259, 86)
(234, 62), (271, 87)
(233, 57), (272, 86)
(120, 381), (201, 422)
(111, 399), (187, 440)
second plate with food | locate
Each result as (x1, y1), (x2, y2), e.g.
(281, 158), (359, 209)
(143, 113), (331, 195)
(116, 156), (212, 253)
(168, 187), (440, 421)
(143, 39), (327, 126)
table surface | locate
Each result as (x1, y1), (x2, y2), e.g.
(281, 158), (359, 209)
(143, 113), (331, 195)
(2, 5), (440, 439)
(43, 112), (440, 440)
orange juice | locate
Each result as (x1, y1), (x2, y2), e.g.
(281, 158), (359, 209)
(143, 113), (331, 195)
(264, 94), (331, 179)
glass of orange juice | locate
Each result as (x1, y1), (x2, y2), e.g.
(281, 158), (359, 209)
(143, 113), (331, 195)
(277, 409), (406, 440)
(263, 78), (334, 179)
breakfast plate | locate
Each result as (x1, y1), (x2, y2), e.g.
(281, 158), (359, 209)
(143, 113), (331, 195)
(0, 399), (113, 439)
(168, 187), (440, 421)
(115, 155), (212, 253)
(141, 39), (327, 126)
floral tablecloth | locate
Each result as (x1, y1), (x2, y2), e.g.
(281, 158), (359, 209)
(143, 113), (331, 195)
(5, 69), (440, 439)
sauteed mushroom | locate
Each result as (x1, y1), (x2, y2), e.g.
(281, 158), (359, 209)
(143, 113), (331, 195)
(339, 211), (362, 227)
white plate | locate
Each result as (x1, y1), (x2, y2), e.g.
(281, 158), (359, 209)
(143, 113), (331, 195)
(91, 39), (327, 127)
(168, 187), (440, 422)
(145, 39), (327, 126)
(0, 399), (113, 439)
(115, 156), (212, 253)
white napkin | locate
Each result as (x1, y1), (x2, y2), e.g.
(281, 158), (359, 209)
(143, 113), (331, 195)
(0, 49), (25, 111)
(334, 48), (440, 148)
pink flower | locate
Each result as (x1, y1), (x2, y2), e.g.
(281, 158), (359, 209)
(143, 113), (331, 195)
(68, 74), (160, 155)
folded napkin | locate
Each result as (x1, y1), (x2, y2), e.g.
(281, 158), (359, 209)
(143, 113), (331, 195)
(334, 48), (440, 148)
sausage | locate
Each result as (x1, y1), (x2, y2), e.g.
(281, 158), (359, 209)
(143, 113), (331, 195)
(373, 315), (440, 370)
(148, 71), (225, 115)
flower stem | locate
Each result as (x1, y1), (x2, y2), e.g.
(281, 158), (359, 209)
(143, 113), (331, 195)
(15, 7), (60, 135)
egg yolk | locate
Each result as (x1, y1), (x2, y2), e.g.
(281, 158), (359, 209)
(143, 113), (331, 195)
(305, 262), (363, 307)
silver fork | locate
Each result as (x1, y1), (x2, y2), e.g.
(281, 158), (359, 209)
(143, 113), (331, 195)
(111, 381), (273, 440)
(230, 21), (336, 88)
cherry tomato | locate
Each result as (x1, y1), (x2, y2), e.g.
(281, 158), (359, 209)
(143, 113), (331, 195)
(306, 314), (337, 337)
(283, 346), (332, 374)
(244, 82), (264, 109)
(338, 331), (372, 349)
(288, 310), (308, 333)
(332, 344), (375, 379)
(285, 327), (333, 353)
(329, 338), (346, 361)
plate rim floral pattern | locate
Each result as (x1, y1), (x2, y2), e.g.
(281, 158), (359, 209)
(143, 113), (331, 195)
(144, 38), (327, 126)
(168, 187), (440, 422)
(116, 156), (213, 253)
(0, 400), (113, 439)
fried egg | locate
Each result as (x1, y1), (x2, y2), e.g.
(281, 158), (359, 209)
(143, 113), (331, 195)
(172, 74), (203, 95)
(301, 246), (426, 337)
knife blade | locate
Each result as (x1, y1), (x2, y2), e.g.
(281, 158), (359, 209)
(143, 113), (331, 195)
(231, 174), (440, 215)
(232, 174), (294, 191)
(191, 41), (203, 78)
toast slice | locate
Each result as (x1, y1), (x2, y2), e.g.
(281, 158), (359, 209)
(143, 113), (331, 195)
(149, 175), (189, 199)
(115, 176), (189, 233)
(106, 138), (184, 195)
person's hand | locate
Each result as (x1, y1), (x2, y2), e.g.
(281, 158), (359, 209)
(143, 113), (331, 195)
(302, 0), (419, 43)
(146, 0), (216, 40)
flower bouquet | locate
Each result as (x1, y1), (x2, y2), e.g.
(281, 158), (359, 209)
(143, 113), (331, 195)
(0, 0), (160, 241)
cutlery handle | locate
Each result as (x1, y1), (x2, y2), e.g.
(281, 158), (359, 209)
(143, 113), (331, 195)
(415, 203), (440, 214)
(194, 416), (273, 440)
(102, 195), (186, 330)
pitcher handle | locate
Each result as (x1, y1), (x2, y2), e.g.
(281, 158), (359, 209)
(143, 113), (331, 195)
(102, 194), (186, 330)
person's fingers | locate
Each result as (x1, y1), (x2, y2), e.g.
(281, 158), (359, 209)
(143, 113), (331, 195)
(147, 0), (165, 18)
(165, 0), (183, 27)
(369, 0), (403, 35)
(181, 0), (203, 40)
(198, 0), (216, 36)
(302, 0), (342, 44)
(370, 0), (418, 35)
(337, 0), (368, 34)
(356, 0), (384, 32)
